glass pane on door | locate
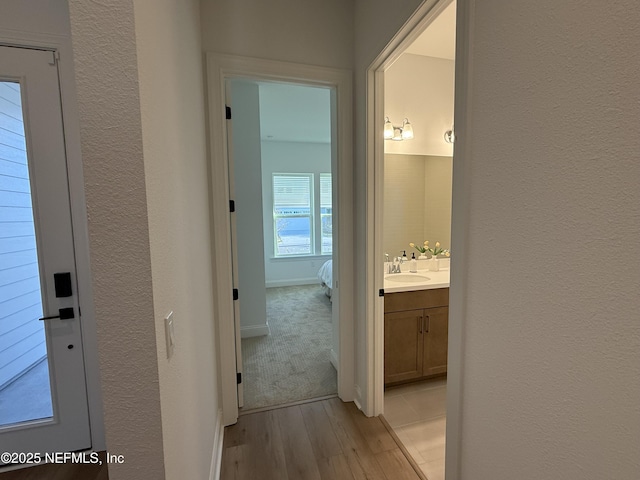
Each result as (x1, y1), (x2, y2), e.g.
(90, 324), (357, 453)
(0, 81), (53, 427)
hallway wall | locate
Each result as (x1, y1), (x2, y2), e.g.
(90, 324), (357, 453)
(133, 0), (220, 478)
(67, 0), (165, 478)
(454, 2), (640, 478)
(200, 0), (354, 70)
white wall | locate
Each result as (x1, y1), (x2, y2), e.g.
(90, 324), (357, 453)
(261, 141), (332, 286)
(200, 0), (353, 70)
(454, 1), (640, 478)
(384, 53), (455, 157)
(132, 0), (220, 479)
(230, 80), (269, 337)
(67, 0), (165, 477)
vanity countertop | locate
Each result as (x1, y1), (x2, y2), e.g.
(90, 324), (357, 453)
(383, 267), (450, 293)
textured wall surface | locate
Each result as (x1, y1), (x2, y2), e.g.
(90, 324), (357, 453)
(66, 0), (165, 479)
(457, 1), (640, 478)
(132, 0), (220, 478)
(200, 0), (354, 69)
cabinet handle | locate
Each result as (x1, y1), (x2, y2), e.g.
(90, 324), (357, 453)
(418, 316), (423, 333)
(424, 315), (430, 333)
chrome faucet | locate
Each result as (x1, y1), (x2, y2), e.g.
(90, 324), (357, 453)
(387, 256), (401, 274)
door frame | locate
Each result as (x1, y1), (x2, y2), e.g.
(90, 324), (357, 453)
(0, 31), (105, 451)
(365, 0), (471, 478)
(206, 53), (354, 426)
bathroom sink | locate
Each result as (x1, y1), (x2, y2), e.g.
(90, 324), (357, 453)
(385, 273), (431, 283)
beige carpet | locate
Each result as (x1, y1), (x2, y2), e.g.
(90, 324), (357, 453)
(241, 285), (336, 410)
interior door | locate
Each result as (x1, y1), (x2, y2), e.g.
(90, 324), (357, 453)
(224, 81), (244, 408)
(0, 45), (91, 458)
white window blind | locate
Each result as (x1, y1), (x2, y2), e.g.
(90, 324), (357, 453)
(319, 173), (332, 254)
(273, 174), (313, 256)
(273, 175), (311, 211)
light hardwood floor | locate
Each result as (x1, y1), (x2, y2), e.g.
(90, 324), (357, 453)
(0, 451), (109, 480)
(221, 397), (422, 480)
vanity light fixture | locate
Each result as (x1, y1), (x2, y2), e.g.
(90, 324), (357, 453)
(444, 127), (455, 144)
(384, 117), (414, 141)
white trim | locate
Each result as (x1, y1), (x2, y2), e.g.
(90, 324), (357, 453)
(209, 409), (224, 480)
(240, 324), (271, 338)
(444, 1), (473, 478)
(329, 348), (338, 371)
(265, 278), (319, 288)
(0, 31), (105, 451)
(353, 384), (363, 412)
(365, 0), (467, 477)
(206, 53), (354, 427)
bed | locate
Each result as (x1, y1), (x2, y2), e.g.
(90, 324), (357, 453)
(317, 259), (333, 299)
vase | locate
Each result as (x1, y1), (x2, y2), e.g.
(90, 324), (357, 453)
(418, 253), (428, 260)
(429, 256), (440, 272)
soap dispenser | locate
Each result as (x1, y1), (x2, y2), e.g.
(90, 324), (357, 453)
(401, 250), (408, 263)
(410, 253), (417, 272)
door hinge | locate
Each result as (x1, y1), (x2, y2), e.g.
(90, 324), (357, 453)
(48, 50), (60, 66)
(226, 105), (232, 120)
(237, 372), (242, 384)
(233, 288), (239, 300)
(229, 200), (235, 212)
(379, 289), (385, 297)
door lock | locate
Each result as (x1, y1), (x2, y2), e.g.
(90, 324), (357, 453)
(39, 307), (74, 321)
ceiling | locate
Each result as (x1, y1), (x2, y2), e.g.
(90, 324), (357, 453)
(258, 82), (331, 143)
(403, 1), (456, 60)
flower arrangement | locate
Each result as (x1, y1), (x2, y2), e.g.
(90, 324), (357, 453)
(409, 241), (450, 258)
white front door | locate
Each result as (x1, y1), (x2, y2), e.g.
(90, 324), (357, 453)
(0, 45), (91, 458)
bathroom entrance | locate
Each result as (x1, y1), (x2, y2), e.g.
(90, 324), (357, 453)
(368, 1), (458, 479)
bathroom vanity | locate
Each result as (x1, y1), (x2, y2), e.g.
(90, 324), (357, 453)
(383, 268), (449, 386)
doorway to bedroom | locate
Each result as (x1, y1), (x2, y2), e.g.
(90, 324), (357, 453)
(227, 79), (337, 411)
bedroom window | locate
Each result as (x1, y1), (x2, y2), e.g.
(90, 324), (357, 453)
(320, 173), (332, 254)
(273, 174), (313, 256)
(272, 173), (332, 257)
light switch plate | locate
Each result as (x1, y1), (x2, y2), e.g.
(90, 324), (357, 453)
(165, 311), (175, 358)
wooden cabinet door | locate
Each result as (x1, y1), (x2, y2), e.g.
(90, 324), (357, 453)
(423, 306), (449, 377)
(384, 310), (424, 384)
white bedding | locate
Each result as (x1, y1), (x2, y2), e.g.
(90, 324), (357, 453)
(317, 259), (332, 298)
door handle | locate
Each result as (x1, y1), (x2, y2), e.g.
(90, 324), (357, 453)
(40, 307), (74, 321)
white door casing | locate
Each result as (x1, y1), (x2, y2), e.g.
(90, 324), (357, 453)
(0, 45), (91, 456)
(207, 53), (354, 426)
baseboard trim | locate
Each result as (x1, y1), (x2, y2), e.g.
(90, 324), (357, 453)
(209, 409), (224, 480)
(265, 278), (319, 288)
(240, 324), (270, 338)
(353, 384), (363, 412)
(329, 349), (339, 371)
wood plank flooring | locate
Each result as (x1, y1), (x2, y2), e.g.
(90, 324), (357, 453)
(221, 398), (421, 480)
(0, 452), (108, 480)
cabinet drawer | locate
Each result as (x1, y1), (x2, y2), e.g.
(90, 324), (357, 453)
(384, 288), (449, 313)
